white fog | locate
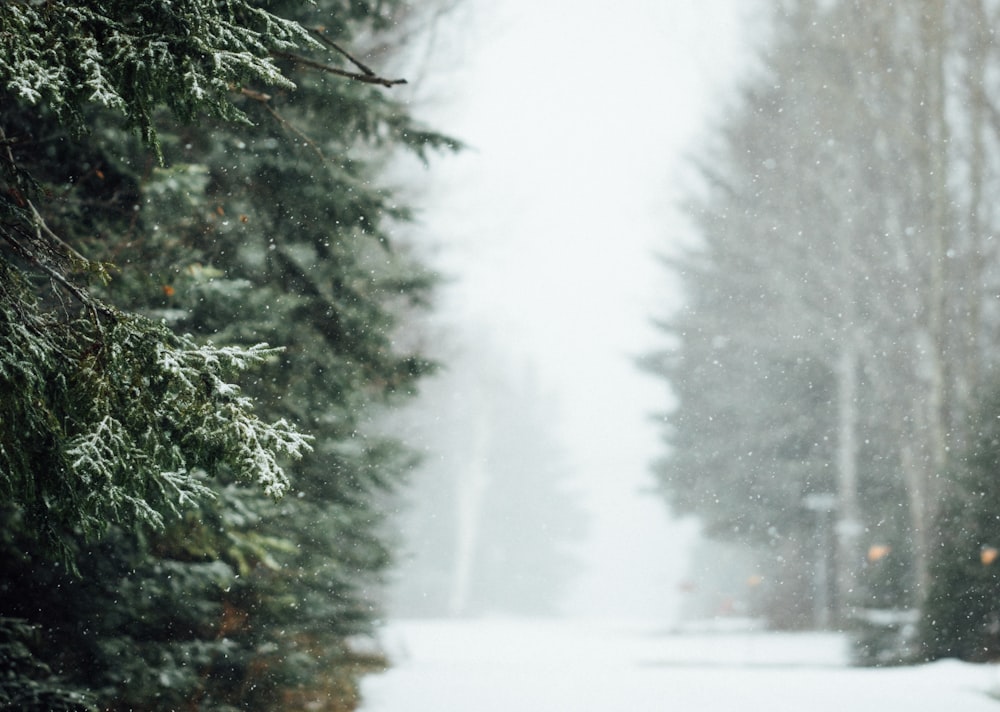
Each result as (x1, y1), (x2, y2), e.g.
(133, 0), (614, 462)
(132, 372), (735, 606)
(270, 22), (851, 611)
(385, 0), (752, 621)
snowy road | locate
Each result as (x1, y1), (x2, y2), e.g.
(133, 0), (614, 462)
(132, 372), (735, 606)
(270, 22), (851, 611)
(359, 619), (1000, 711)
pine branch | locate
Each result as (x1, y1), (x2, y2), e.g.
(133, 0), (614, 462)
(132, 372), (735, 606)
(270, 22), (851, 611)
(25, 200), (91, 271)
(0, 229), (90, 309)
(0, 127), (114, 319)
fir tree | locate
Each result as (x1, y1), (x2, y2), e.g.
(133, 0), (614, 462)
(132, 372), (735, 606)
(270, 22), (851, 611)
(0, 0), (317, 558)
(0, 1), (455, 708)
(922, 389), (1000, 662)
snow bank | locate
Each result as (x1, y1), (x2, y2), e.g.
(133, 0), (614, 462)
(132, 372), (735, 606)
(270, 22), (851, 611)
(361, 618), (1000, 711)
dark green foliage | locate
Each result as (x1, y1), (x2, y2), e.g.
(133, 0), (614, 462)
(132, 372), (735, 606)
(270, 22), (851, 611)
(922, 390), (1000, 662)
(0, 617), (94, 711)
(0, 278), (310, 559)
(0, 497), (389, 711)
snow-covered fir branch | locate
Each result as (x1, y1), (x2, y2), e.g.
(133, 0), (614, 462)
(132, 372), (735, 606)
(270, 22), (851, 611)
(0, 1), (316, 143)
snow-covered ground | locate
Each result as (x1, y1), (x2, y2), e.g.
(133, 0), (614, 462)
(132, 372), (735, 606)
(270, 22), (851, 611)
(359, 618), (1000, 711)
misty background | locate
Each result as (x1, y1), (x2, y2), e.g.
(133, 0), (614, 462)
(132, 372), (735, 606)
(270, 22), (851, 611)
(380, 0), (755, 621)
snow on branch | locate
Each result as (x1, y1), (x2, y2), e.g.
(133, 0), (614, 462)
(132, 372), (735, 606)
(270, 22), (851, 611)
(0, 1), (314, 150)
(154, 335), (314, 499)
(0, 289), (312, 553)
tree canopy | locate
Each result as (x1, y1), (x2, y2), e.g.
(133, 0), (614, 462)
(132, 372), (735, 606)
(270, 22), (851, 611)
(0, 0), (323, 556)
(0, 1), (309, 138)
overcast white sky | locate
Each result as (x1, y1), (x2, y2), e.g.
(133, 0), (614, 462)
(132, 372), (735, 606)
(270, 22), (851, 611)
(409, 0), (757, 618)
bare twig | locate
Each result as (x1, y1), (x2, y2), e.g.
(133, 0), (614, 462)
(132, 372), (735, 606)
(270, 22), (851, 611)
(308, 28), (381, 78)
(27, 200), (91, 267)
(264, 103), (327, 160)
(240, 87), (326, 161)
(241, 87), (273, 102)
(271, 50), (406, 88)
(0, 128), (110, 320)
(0, 227), (104, 319)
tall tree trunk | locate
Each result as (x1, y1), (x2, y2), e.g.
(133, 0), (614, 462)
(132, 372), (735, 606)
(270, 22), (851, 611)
(921, 0), (950, 478)
(904, 0), (951, 604)
(835, 338), (861, 623)
(448, 404), (491, 616)
(954, 0), (989, 436)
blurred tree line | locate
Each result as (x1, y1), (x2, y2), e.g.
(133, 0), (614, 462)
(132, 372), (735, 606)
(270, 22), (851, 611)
(0, 1), (456, 709)
(646, 0), (1000, 663)
(384, 329), (587, 619)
